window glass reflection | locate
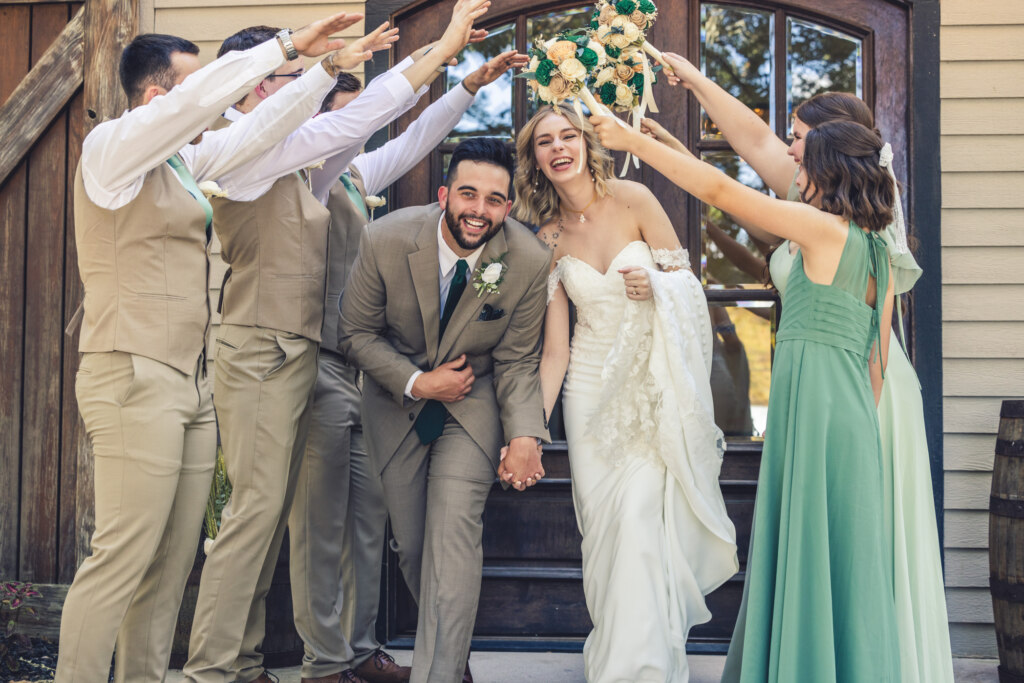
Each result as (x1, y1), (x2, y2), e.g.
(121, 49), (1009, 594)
(446, 22), (515, 141)
(786, 18), (862, 131)
(710, 301), (775, 437)
(700, 4), (773, 139)
(700, 152), (774, 287)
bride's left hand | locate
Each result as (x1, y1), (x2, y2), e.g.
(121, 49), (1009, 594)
(619, 265), (652, 301)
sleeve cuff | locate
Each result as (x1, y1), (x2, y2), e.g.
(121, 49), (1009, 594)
(405, 370), (423, 399)
(450, 81), (477, 108)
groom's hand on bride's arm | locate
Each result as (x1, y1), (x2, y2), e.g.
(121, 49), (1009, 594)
(499, 437), (545, 492)
(411, 355), (475, 402)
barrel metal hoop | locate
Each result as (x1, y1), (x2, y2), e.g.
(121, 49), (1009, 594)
(1000, 665), (1024, 683)
(991, 577), (1024, 602)
(1001, 400), (1024, 419)
(991, 496), (1024, 519)
(997, 438), (1024, 456)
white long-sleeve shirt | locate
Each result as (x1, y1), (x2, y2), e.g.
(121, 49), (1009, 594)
(350, 82), (475, 198)
(215, 59), (422, 202)
(82, 39), (335, 210)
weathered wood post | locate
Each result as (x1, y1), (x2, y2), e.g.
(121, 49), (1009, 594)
(990, 399), (1024, 683)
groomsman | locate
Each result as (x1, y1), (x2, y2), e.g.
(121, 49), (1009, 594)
(182, 3), (492, 682)
(338, 138), (550, 683)
(56, 14), (362, 682)
(289, 51), (527, 683)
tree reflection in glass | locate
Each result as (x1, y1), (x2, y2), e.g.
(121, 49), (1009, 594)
(787, 18), (862, 130)
(700, 5), (773, 139)
(701, 152), (770, 287)
(446, 22), (515, 141)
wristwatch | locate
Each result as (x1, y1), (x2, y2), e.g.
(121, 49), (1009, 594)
(276, 28), (298, 61)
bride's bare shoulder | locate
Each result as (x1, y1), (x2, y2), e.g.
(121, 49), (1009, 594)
(606, 178), (659, 205)
(535, 218), (565, 254)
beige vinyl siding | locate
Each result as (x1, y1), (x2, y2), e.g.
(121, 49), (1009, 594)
(941, 0), (1024, 657)
(141, 0), (369, 370)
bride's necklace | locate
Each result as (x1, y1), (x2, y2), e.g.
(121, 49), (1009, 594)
(561, 190), (598, 223)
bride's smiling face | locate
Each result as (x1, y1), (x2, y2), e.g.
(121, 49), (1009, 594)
(532, 113), (587, 184)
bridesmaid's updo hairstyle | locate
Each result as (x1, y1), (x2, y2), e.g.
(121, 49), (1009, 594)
(793, 91), (879, 137)
(801, 121), (895, 233)
(512, 104), (615, 227)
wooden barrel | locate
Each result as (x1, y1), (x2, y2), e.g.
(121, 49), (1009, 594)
(990, 399), (1024, 683)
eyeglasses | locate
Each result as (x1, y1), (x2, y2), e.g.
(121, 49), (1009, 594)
(266, 69), (304, 80)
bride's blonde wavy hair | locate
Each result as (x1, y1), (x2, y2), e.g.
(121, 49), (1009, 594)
(511, 104), (615, 227)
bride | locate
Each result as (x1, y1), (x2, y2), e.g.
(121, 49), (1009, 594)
(511, 104), (738, 682)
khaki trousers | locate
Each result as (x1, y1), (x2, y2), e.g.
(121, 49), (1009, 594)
(184, 324), (318, 683)
(288, 350), (389, 678)
(377, 421), (495, 683)
(56, 351), (216, 683)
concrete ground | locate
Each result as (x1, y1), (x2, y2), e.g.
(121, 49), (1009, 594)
(168, 652), (1002, 682)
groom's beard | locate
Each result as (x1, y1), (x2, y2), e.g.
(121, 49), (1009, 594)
(445, 206), (501, 251)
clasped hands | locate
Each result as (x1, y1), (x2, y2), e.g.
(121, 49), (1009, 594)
(411, 356), (544, 492)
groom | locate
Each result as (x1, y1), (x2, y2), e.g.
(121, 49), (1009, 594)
(338, 137), (550, 683)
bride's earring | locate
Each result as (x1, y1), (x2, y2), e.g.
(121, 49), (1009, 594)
(533, 170), (540, 194)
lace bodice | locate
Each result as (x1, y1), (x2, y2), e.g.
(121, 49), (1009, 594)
(554, 241), (655, 335)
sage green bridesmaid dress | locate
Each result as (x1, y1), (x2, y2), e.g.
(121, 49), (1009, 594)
(764, 240), (954, 683)
(721, 224), (901, 683)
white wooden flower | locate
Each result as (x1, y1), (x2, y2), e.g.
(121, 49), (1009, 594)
(559, 57), (587, 82)
(623, 22), (641, 42)
(364, 195), (386, 208)
(615, 83), (635, 107)
(594, 66), (616, 87)
(198, 181), (227, 199)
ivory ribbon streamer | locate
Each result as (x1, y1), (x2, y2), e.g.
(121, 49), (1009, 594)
(576, 86), (638, 176)
(640, 50), (659, 115)
(642, 40), (673, 74)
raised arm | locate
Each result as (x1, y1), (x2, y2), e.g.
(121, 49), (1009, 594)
(397, 0), (492, 93)
(658, 52), (796, 198)
(592, 115), (842, 259)
(82, 12), (359, 209)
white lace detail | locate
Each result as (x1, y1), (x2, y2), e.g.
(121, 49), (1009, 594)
(878, 142), (910, 255)
(651, 247), (691, 271)
(546, 269), (560, 304)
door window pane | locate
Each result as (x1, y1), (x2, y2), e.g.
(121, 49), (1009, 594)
(700, 152), (773, 287)
(710, 301), (775, 437)
(700, 5), (773, 139)
(446, 22), (516, 140)
(786, 18), (862, 129)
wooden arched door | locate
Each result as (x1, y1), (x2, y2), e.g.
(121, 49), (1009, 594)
(381, 0), (912, 653)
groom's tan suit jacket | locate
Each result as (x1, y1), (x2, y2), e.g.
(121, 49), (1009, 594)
(338, 204), (551, 471)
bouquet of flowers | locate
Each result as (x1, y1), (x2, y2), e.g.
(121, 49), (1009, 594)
(591, 0), (670, 73)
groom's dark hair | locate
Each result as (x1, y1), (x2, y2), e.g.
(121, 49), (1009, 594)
(445, 138), (515, 196)
(218, 25), (280, 57)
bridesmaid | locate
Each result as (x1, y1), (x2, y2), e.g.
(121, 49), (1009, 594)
(590, 114), (901, 682)
(650, 51), (952, 683)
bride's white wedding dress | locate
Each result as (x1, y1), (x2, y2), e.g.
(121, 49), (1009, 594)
(550, 241), (738, 683)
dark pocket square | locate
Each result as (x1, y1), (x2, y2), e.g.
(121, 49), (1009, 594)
(478, 304), (505, 321)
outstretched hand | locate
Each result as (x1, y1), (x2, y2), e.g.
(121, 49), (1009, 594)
(333, 22), (400, 70)
(437, 0), (492, 57)
(640, 117), (687, 155)
(590, 114), (642, 153)
(462, 50), (530, 94)
(291, 12), (363, 58)
(498, 437), (545, 492)
(656, 51), (701, 88)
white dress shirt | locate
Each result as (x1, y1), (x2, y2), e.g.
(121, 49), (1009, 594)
(210, 56), (431, 203)
(404, 215), (485, 399)
(350, 82), (476, 197)
(81, 39), (335, 210)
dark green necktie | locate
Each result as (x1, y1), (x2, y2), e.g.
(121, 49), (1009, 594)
(414, 258), (469, 444)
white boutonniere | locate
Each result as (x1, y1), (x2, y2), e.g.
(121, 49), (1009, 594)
(197, 181), (227, 199)
(472, 253), (508, 297)
(364, 194), (386, 219)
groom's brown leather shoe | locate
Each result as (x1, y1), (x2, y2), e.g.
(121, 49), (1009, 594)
(353, 649), (411, 683)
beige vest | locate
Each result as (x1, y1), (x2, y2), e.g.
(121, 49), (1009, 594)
(212, 171), (332, 341)
(321, 167), (369, 353)
(74, 160), (211, 374)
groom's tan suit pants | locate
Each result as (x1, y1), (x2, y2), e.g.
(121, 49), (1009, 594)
(56, 351), (216, 682)
(184, 323), (318, 683)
